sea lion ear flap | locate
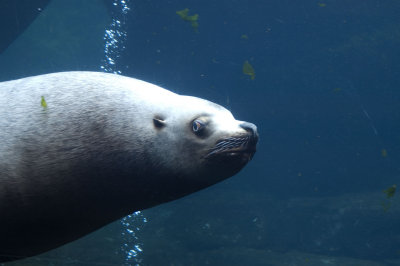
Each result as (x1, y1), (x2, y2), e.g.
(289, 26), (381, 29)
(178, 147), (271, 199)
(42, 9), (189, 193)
(153, 115), (166, 129)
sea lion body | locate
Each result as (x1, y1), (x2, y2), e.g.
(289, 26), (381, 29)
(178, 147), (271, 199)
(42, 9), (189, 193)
(0, 72), (258, 262)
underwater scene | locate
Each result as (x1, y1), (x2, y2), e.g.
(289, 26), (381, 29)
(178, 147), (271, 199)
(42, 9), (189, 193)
(1, 0), (400, 265)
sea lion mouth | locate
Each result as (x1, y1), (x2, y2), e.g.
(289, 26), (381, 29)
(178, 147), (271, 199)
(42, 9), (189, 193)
(205, 135), (257, 161)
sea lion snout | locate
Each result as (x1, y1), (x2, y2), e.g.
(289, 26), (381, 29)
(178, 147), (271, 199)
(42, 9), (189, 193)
(240, 122), (259, 143)
(239, 121), (258, 162)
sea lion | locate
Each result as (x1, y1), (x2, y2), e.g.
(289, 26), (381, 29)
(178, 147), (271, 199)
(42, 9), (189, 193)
(0, 71), (258, 262)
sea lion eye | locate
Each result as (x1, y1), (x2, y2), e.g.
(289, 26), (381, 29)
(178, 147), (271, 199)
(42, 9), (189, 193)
(153, 115), (166, 129)
(192, 119), (205, 133)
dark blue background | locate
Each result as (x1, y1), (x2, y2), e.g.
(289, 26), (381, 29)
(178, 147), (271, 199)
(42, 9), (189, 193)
(117, 0), (400, 198)
(1, 0), (400, 264)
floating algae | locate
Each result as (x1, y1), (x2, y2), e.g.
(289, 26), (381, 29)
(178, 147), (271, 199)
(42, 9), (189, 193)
(381, 148), (388, 157)
(176, 8), (199, 32)
(243, 60), (255, 80)
(381, 184), (396, 212)
(41, 96), (48, 109)
(383, 184), (396, 198)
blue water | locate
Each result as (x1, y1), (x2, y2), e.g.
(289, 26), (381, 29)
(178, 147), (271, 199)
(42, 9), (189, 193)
(1, 0), (399, 265)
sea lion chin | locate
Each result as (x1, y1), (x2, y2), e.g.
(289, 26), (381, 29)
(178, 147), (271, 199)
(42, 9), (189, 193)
(0, 71), (258, 262)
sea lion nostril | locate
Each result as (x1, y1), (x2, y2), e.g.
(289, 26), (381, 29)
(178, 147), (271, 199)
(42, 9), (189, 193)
(240, 122), (259, 142)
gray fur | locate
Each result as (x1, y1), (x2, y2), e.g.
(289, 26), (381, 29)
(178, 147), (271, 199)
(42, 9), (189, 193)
(0, 71), (256, 262)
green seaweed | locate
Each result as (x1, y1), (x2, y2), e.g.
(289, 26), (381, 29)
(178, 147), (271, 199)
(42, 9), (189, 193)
(243, 60), (255, 80)
(176, 8), (199, 32)
(383, 184), (396, 199)
(41, 96), (48, 109)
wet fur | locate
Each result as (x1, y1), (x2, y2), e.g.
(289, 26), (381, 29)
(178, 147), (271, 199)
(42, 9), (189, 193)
(0, 72), (253, 262)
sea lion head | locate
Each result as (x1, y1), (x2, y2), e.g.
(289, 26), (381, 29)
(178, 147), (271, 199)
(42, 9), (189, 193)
(147, 94), (258, 192)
